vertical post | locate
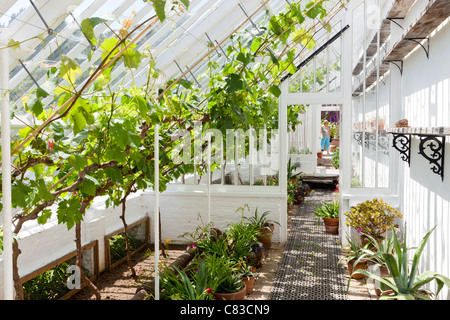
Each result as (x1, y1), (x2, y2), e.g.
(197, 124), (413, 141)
(154, 124), (159, 300)
(279, 81), (288, 243)
(206, 132), (211, 227)
(1, 47), (14, 300)
(341, 4), (354, 244)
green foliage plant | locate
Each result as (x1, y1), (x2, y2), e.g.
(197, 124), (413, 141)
(225, 220), (261, 262)
(339, 235), (369, 267)
(159, 260), (213, 300)
(313, 200), (339, 219)
(351, 225), (450, 300)
(240, 206), (280, 230)
(22, 262), (72, 300)
(358, 230), (397, 270)
(331, 146), (339, 168)
(344, 198), (403, 243)
(109, 233), (143, 263)
(200, 254), (242, 294)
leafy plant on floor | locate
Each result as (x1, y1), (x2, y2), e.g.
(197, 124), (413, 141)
(159, 260), (213, 300)
(352, 225), (450, 300)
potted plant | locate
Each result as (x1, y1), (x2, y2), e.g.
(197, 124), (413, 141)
(339, 235), (370, 280)
(242, 207), (280, 250)
(159, 260), (214, 300)
(317, 151), (323, 159)
(313, 200), (340, 234)
(198, 254), (246, 300)
(213, 273), (246, 300)
(352, 225), (450, 300)
(287, 158), (303, 183)
(358, 231), (397, 295)
(237, 260), (256, 295)
(344, 198), (403, 245)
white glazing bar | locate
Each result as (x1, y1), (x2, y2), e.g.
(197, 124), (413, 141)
(279, 80), (288, 243)
(1, 47), (13, 300)
(207, 132), (211, 226)
(154, 124), (160, 300)
(375, 6), (380, 189)
(361, 0), (367, 188)
(249, 125), (253, 186)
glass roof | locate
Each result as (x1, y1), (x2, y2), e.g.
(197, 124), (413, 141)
(1, 0), (350, 116)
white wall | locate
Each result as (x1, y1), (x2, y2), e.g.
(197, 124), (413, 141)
(396, 13), (450, 300)
(343, 0), (450, 300)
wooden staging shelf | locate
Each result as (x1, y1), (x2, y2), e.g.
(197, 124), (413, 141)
(384, 0), (450, 62)
(387, 126), (450, 136)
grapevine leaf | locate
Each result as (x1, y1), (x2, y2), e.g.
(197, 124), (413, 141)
(268, 85), (281, 98)
(225, 74), (244, 93)
(57, 198), (82, 230)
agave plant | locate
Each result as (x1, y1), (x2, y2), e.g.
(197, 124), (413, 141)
(358, 230), (397, 269)
(352, 225), (450, 300)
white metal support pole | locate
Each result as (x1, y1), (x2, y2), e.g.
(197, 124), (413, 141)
(1, 47), (14, 300)
(341, 4), (354, 244)
(154, 124), (160, 300)
(206, 132), (211, 227)
(279, 80), (288, 243)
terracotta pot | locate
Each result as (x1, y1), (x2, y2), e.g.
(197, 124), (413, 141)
(348, 259), (367, 279)
(213, 284), (247, 300)
(258, 223), (274, 250)
(378, 118), (386, 131)
(317, 152), (323, 159)
(241, 276), (255, 295)
(323, 217), (339, 234)
(248, 243), (265, 268)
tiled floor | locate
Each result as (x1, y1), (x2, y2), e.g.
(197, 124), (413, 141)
(246, 188), (376, 300)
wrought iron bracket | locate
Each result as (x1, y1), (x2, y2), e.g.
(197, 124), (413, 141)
(405, 37), (430, 59)
(387, 60), (403, 75)
(392, 133), (411, 166)
(386, 17), (404, 30)
(418, 135), (445, 181)
(353, 131), (389, 154)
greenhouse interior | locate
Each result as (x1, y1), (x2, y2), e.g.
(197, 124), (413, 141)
(0, 0), (450, 302)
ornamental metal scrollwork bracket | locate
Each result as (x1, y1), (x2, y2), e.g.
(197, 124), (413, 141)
(418, 135), (445, 181)
(353, 132), (363, 146)
(392, 133), (411, 166)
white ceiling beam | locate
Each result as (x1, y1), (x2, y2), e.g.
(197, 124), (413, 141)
(9, 0), (108, 89)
